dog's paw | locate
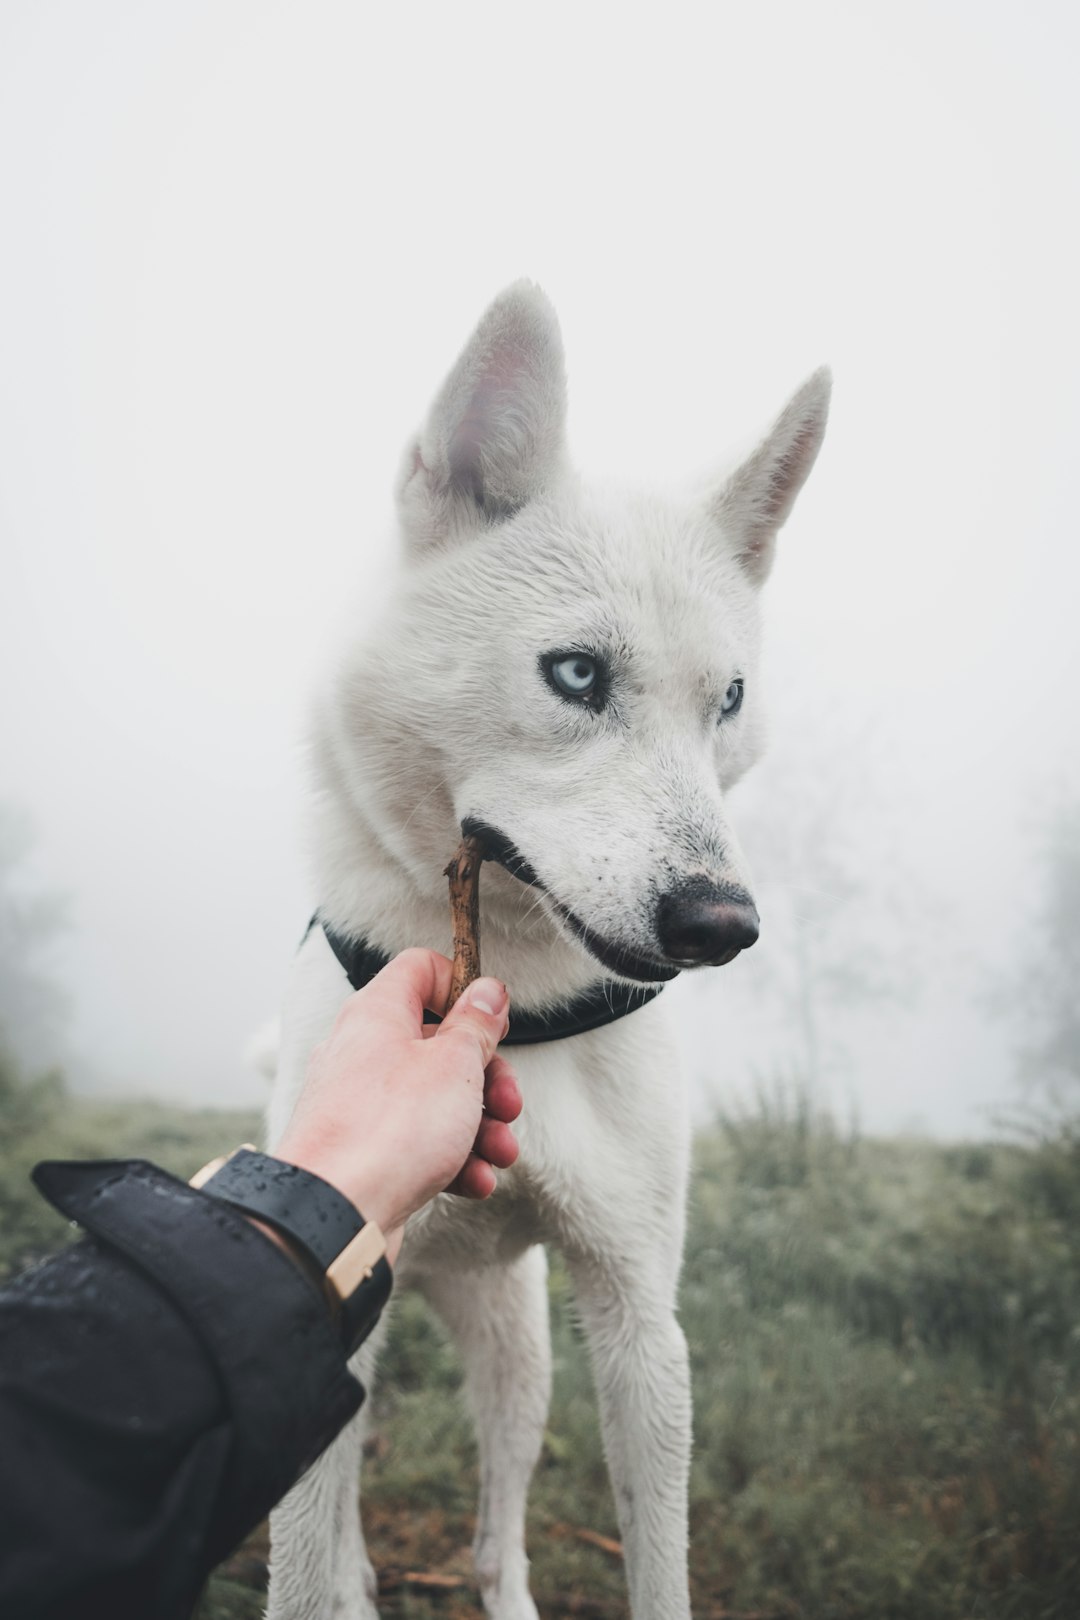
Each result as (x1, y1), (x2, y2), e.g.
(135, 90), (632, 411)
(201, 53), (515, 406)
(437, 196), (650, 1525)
(476, 1548), (540, 1620)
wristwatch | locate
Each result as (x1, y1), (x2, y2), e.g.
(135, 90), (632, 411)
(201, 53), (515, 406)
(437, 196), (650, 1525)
(191, 1146), (393, 1356)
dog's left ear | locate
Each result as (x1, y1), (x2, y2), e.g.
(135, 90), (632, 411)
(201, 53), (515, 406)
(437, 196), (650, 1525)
(707, 367), (831, 584)
(397, 281), (568, 553)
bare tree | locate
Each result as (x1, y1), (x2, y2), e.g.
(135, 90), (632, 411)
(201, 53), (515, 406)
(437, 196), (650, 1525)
(727, 705), (920, 1093)
(0, 806), (70, 1076)
(1014, 799), (1080, 1099)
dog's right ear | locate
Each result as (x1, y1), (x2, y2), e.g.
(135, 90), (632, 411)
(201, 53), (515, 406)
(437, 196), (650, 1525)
(396, 282), (568, 554)
(706, 367), (832, 585)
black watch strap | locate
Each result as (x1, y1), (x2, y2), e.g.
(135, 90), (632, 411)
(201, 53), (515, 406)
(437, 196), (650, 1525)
(193, 1148), (393, 1357)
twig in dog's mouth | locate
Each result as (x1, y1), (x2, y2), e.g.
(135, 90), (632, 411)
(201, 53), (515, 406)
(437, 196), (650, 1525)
(443, 833), (486, 1011)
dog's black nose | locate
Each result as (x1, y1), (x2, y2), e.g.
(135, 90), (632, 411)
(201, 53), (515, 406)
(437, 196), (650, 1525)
(655, 881), (760, 966)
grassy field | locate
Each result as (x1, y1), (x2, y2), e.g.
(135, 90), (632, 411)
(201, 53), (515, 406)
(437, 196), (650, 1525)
(3, 1055), (1079, 1619)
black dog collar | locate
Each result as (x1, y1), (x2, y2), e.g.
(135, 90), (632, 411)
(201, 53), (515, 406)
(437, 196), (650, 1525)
(313, 916), (665, 1044)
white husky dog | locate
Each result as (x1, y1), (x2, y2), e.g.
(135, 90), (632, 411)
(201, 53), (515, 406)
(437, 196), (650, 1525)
(264, 282), (830, 1620)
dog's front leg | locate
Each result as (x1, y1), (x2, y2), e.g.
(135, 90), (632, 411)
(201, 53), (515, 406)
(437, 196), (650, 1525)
(266, 1323), (385, 1620)
(567, 1254), (693, 1620)
(421, 1245), (551, 1620)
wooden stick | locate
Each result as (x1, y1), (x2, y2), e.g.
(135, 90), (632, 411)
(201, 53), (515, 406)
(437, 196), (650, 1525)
(377, 1567), (468, 1592)
(443, 833), (486, 1011)
(549, 1521), (625, 1559)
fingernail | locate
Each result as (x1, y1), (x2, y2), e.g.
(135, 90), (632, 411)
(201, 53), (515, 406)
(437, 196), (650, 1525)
(467, 977), (508, 1018)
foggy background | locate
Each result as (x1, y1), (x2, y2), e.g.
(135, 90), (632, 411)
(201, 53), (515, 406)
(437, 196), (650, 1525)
(1, 0), (1077, 1135)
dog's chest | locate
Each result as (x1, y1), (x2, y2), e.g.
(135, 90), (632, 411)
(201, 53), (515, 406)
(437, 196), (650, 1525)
(401, 1046), (596, 1273)
(402, 1181), (550, 1275)
(401, 1009), (685, 1276)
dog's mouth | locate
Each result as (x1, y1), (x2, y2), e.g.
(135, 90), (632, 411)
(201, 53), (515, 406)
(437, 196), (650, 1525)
(549, 901), (681, 983)
(462, 816), (681, 986)
(463, 819), (545, 890)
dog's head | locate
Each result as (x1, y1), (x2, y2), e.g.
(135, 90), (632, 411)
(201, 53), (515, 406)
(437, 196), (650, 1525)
(335, 283), (829, 985)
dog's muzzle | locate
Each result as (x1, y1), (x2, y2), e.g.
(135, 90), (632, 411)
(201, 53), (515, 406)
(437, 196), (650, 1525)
(462, 817), (758, 980)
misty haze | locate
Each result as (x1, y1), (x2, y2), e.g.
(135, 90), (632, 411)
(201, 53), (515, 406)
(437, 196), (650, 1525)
(2, 4), (1078, 1618)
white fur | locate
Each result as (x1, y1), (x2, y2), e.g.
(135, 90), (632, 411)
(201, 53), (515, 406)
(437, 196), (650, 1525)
(264, 282), (830, 1619)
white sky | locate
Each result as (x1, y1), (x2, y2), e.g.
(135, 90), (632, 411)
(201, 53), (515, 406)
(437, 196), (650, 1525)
(1, 1), (1077, 1132)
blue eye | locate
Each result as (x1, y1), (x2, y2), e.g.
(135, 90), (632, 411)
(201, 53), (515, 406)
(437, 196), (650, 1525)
(543, 651), (603, 705)
(551, 655), (597, 697)
(720, 679), (744, 718)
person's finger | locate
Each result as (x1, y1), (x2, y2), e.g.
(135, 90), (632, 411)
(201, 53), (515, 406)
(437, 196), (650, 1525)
(473, 1115), (519, 1170)
(355, 948), (455, 1036)
(483, 1055), (523, 1123)
(433, 977), (509, 1067)
(445, 1153), (498, 1200)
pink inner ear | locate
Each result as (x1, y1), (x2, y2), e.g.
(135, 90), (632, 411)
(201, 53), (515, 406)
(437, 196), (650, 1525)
(761, 424), (820, 525)
(448, 396), (491, 495)
(448, 352), (530, 500)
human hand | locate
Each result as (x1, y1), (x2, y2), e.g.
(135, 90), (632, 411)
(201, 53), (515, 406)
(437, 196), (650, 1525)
(274, 949), (521, 1260)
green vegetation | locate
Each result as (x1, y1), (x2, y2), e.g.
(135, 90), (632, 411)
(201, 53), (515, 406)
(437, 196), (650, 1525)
(3, 1054), (1078, 1618)
(0, 1045), (260, 1279)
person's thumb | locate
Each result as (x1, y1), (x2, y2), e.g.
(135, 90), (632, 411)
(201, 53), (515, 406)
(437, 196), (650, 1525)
(434, 977), (509, 1065)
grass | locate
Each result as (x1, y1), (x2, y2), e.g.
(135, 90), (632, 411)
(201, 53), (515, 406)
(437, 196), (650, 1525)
(3, 1051), (1079, 1618)
(0, 1053), (261, 1281)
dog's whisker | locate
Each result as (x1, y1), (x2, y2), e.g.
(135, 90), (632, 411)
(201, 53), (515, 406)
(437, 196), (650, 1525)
(401, 780), (449, 832)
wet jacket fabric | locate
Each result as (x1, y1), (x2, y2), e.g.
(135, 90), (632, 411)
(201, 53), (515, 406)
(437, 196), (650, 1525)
(0, 1159), (363, 1620)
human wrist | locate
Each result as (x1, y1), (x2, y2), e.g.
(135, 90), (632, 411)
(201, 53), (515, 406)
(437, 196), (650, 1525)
(192, 1148), (397, 1353)
(271, 1136), (405, 1263)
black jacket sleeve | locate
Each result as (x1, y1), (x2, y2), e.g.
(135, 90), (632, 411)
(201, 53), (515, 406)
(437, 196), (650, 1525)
(0, 1159), (364, 1620)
